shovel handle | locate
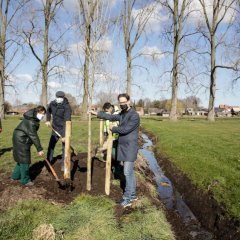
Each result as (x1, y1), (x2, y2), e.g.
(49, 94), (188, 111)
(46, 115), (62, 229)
(45, 158), (60, 181)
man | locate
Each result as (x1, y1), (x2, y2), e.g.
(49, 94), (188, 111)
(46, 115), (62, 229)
(45, 91), (72, 171)
(11, 106), (46, 186)
(90, 93), (140, 208)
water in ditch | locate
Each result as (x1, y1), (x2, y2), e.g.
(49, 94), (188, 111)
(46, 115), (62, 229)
(139, 133), (215, 240)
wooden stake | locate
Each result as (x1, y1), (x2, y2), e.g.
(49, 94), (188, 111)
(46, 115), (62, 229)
(87, 112), (92, 191)
(105, 131), (113, 195)
(64, 121), (71, 179)
(99, 119), (103, 146)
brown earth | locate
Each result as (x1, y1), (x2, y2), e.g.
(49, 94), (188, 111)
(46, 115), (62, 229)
(0, 149), (196, 240)
(146, 132), (240, 240)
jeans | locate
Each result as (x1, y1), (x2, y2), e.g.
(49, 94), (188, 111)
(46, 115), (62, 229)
(12, 163), (31, 185)
(123, 161), (136, 200)
(47, 134), (65, 166)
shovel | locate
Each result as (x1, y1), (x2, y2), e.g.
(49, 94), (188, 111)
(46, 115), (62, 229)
(44, 157), (66, 187)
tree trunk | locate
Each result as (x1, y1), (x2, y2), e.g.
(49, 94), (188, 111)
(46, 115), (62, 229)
(170, 0), (179, 122)
(207, 34), (216, 122)
(126, 49), (132, 95)
(81, 24), (91, 120)
(0, 2), (8, 119)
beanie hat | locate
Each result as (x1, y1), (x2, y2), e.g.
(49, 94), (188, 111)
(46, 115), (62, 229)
(56, 91), (65, 98)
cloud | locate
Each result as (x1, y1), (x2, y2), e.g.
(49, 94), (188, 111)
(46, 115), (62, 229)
(140, 46), (164, 61)
(132, 3), (164, 33)
(188, 0), (237, 25)
(15, 74), (33, 82)
(48, 81), (62, 89)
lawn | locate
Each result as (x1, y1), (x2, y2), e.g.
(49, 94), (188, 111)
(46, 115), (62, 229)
(141, 117), (240, 218)
(0, 115), (175, 240)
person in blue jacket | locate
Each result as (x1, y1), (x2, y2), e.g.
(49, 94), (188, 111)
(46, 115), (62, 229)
(90, 93), (140, 208)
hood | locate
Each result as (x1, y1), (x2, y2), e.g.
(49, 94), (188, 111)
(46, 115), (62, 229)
(23, 108), (39, 122)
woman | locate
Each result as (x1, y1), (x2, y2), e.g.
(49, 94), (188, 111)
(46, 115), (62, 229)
(11, 105), (46, 186)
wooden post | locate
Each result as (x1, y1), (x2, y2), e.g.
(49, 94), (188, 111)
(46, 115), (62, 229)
(99, 119), (103, 146)
(105, 131), (113, 195)
(87, 112), (92, 191)
(64, 121), (71, 179)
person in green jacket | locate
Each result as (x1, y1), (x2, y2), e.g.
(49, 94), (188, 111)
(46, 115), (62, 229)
(11, 106), (46, 186)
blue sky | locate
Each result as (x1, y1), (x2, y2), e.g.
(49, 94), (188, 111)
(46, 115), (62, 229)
(5, 0), (240, 108)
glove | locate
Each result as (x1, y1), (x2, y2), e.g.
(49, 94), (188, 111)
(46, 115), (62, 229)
(38, 151), (44, 157)
(45, 121), (51, 127)
(103, 132), (108, 137)
(61, 137), (65, 143)
(0, 128), (2, 133)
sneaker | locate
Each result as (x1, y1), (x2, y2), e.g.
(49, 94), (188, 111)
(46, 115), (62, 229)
(120, 199), (132, 208)
(130, 196), (138, 202)
(25, 181), (34, 186)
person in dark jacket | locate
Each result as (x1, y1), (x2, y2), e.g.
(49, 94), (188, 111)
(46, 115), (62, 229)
(45, 91), (72, 171)
(90, 93), (140, 208)
(11, 106), (46, 186)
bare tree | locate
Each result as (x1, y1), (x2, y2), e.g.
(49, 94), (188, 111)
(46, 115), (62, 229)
(159, 0), (195, 121)
(0, 0), (29, 119)
(23, 0), (68, 108)
(198, 0), (239, 121)
(122, 0), (156, 95)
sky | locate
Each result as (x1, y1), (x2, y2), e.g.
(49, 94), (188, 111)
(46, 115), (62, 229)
(5, 0), (240, 108)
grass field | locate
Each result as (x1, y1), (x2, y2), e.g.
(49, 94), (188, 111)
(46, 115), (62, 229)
(141, 117), (240, 219)
(0, 115), (175, 240)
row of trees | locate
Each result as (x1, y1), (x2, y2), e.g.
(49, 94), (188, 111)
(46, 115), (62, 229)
(0, 0), (239, 122)
(135, 95), (201, 111)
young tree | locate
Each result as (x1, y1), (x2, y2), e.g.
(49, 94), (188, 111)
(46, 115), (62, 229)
(198, 0), (239, 121)
(23, 0), (67, 108)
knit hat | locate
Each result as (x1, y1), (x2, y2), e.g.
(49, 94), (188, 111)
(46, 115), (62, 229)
(56, 91), (65, 98)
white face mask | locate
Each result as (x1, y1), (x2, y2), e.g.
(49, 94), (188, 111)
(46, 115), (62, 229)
(37, 113), (45, 121)
(56, 97), (64, 104)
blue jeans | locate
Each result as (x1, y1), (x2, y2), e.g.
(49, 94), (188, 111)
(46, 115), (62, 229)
(47, 134), (65, 166)
(123, 161), (136, 200)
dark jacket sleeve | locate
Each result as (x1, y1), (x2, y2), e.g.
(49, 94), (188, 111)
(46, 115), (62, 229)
(112, 113), (140, 135)
(46, 103), (52, 121)
(27, 121), (43, 152)
(97, 111), (121, 121)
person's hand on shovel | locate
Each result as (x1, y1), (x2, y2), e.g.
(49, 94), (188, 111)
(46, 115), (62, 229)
(61, 137), (65, 143)
(38, 150), (44, 157)
(45, 121), (51, 127)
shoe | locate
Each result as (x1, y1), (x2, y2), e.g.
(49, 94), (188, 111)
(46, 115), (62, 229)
(120, 199), (132, 208)
(25, 181), (34, 186)
(61, 166), (64, 172)
(130, 196), (138, 202)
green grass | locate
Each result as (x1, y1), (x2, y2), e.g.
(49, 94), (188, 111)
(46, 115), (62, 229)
(0, 195), (175, 240)
(0, 116), (175, 240)
(0, 115), (100, 172)
(141, 117), (240, 218)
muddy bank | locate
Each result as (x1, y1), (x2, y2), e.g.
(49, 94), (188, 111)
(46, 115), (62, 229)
(146, 132), (240, 240)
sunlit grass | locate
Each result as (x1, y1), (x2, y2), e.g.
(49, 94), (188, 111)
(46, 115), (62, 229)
(141, 117), (240, 218)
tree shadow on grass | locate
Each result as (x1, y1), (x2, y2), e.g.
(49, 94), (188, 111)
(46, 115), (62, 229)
(0, 147), (13, 157)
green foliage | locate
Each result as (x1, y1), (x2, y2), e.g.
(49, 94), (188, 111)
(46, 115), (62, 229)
(141, 117), (240, 218)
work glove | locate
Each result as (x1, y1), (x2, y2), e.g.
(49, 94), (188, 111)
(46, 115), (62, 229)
(61, 137), (65, 143)
(38, 151), (44, 157)
(45, 121), (51, 127)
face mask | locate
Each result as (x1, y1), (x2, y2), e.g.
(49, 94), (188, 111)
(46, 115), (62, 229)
(120, 104), (128, 111)
(37, 113), (45, 121)
(56, 97), (64, 104)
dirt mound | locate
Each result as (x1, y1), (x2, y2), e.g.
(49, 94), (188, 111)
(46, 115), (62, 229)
(0, 152), (122, 211)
